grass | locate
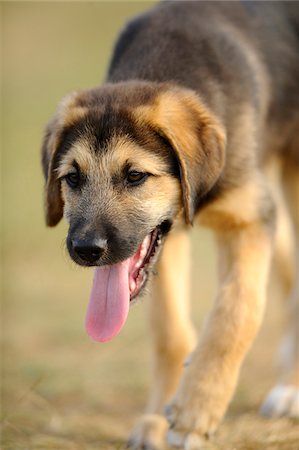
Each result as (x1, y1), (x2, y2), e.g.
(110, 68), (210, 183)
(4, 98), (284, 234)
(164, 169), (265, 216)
(2, 2), (298, 449)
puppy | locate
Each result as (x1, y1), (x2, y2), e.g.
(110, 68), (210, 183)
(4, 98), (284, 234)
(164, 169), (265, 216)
(42, 1), (299, 449)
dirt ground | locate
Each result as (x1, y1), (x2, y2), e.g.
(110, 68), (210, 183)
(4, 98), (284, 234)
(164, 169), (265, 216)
(2, 2), (298, 450)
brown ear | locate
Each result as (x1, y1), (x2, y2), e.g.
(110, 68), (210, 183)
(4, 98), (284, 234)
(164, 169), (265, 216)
(41, 92), (84, 226)
(137, 87), (226, 224)
(41, 113), (65, 226)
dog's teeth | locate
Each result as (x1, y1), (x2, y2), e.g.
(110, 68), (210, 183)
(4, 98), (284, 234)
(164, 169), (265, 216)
(139, 247), (147, 260)
(138, 233), (152, 262)
(130, 279), (136, 293)
(142, 234), (151, 251)
(135, 257), (143, 269)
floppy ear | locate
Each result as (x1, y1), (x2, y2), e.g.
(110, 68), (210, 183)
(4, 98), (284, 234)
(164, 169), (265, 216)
(41, 92), (84, 226)
(41, 113), (65, 226)
(139, 87), (226, 224)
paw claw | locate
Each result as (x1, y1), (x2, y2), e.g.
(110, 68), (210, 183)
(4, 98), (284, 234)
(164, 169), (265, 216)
(165, 403), (177, 426)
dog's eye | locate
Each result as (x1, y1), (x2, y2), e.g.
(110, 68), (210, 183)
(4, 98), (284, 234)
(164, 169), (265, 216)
(127, 171), (148, 186)
(65, 171), (80, 188)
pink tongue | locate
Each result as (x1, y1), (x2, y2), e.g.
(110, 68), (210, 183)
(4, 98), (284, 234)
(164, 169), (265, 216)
(85, 260), (130, 342)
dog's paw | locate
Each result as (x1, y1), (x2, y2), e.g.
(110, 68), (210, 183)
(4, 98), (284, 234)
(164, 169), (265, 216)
(165, 382), (224, 449)
(127, 414), (169, 450)
(260, 384), (299, 418)
(166, 430), (206, 450)
(165, 400), (215, 450)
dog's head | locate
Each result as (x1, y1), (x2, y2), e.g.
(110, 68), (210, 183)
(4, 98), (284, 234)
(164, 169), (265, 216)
(42, 81), (225, 341)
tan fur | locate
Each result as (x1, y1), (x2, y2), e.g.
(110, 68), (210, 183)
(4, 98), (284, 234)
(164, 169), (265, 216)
(42, 78), (299, 447)
(57, 139), (96, 178)
(147, 227), (196, 412)
(146, 178), (274, 443)
(105, 136), (178, 177)
(280, 161), (299, 386)
(57, 132), (182, 233)
(129, 228), (197, 446)
(41, 0), (299, 445)
(133, 88), (226, 223)
(58, 92), (88, 127)
(265, 157), (296, 295)
(166, 218), (272, 436)
(57, 136), (173, 180)
(198, 175), (272, 230)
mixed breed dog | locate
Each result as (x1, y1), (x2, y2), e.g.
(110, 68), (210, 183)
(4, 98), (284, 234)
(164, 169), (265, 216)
(41, 1), (299, 449)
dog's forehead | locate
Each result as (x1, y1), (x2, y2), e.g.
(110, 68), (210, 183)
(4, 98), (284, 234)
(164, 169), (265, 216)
(58, 132), (169, 179)
(57, 96), (176, 177)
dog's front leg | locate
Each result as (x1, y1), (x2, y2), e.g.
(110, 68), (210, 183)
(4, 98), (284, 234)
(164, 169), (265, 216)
(166, 220), (273, 449)
(128, 228), (196, 450)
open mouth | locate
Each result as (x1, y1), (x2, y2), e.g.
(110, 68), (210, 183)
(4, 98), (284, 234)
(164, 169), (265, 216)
(85, 220), (171, 343)
(128, 226), (163, 301)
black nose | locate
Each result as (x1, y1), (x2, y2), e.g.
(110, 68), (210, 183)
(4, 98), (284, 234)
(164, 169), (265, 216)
(72, 239), (107, 263)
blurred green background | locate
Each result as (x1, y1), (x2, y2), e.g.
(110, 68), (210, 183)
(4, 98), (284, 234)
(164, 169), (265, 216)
(2, 2), (298, 450)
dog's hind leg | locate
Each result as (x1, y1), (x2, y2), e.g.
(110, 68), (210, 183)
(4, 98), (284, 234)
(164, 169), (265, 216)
(261, 159), (299, 418)
(128, 227), (196, 450)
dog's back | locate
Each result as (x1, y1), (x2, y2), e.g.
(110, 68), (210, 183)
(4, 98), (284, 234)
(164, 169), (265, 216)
(108, 1), (299, 164)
